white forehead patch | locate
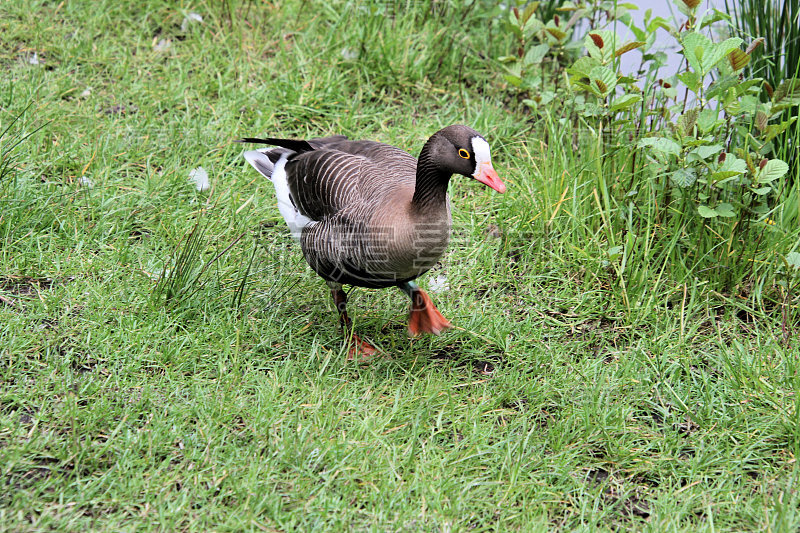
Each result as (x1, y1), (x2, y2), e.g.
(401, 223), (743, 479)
(471, 136), (491, 167)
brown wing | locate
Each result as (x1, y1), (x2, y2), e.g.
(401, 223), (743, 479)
(284, 141), (416, 221)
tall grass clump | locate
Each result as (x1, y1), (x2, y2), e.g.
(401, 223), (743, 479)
(726, 0), (800, 225)
(497, 0), (800, 319)
(0, 100), (55, 265)
(725, 0), (800, 86)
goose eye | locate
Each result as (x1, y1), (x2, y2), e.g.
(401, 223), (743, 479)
(458, 149), (470, 159)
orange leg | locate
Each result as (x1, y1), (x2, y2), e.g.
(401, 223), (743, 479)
(345, 334), (378, 362)
(401, 282), (452, 336)
(330, 286), (378, 361)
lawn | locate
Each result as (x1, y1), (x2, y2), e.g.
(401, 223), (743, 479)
(2, 1), (799, 531)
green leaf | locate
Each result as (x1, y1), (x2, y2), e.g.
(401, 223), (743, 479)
(706, 74), (740, 100)
(771, 79), (800, 112)
(684, 136), (715, 148)
(670, 168), (697, 187)
(620, 15), (646, 41)
(506, 11), (523, 39)
(676, 0), (699, 15)
(696, 109), (720, 133)
(677, 71), (700, 93)
(709, 154), (747, 184)
(706, 154), (747, 184)
(751, 186), (772, 195)
(638, 137), (681, 157)
(772, 79), (800, 103)
(698, 205), (717, 218)
(688, 144), (723, 161)
(753, 203), (769, 215)
(698, 8), (731, 29)
(589, 65), (617, 97)
(681, 32), (708, 75)
(703, 37), (743, 73)
(584, 30), (618, 64)
(524, 43), (550, 65)
(786, 252), (800, 270)
(524, 17), (545, 39)
(610, 93), (641, 112)
(709, 170), (743, 183)
(570, 81), (592, 93)
(719, 154), (747, 174)
(715, 203), (736, 217)
(681, 32), (743, 76)
(567, 56), (601, 78)
(646, 16), (673, 33)
(764, 117), (798, 143)
(503, 74), (523, 87)
(756, 159), (789, 183)
(607, 245), (623, 259)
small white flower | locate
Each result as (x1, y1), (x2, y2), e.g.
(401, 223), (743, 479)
(189, 166), (210, 192)
(181, 12), (203, 31)
(153, 38), (171, 52)
(341, 47), (359, 60)
(28, 53), (41, 65)
(428, 274), (449, 293)
(79, 176), (93, 188)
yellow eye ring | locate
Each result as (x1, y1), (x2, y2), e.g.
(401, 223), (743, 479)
(458, 149), (470, 159)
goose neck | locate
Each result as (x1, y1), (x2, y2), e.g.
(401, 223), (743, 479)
(412, 142), (450, 210)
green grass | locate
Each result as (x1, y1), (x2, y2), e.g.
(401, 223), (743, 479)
(2, 0), (800, 530)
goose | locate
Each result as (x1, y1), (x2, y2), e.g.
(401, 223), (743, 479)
(239, 125), (505, 359)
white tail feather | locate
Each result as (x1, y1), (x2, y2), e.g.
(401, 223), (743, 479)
(243, 148), (276, 178)
(243, 148), (312, 240)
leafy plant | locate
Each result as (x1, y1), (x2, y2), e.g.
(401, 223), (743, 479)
(496, 0), (800, 298)
(726, 0), (800, 227)
(725, 0), (800, 88)
(498, 1), (588, 111)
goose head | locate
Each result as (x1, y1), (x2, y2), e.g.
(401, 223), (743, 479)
(426, 125), (506, 194)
